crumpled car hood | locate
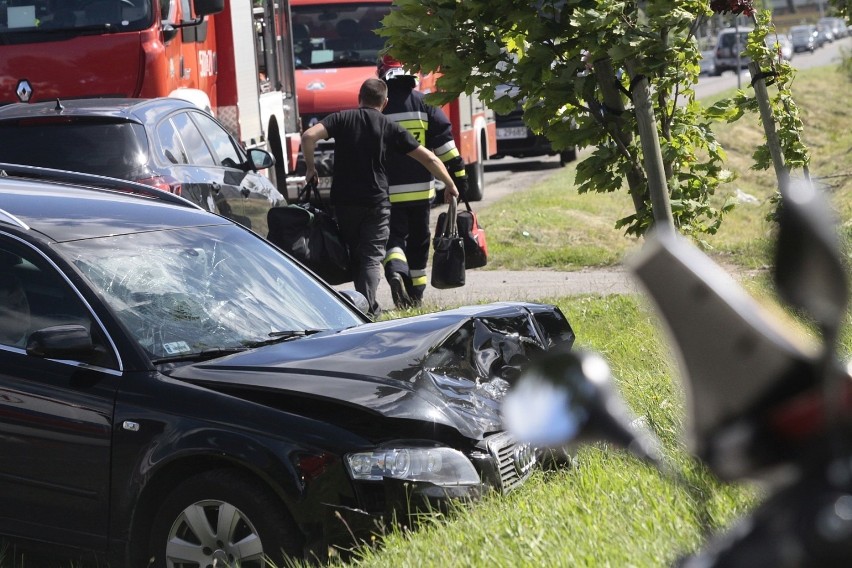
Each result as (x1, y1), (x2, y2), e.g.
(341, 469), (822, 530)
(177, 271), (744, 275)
(169, 302), (574, 439)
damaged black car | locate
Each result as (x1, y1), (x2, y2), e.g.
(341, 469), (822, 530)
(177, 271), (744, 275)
(0, 165), (574, 567)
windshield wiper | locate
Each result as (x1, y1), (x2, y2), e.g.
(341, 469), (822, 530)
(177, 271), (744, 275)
(246, 329), (323, 348)
(151, 347), (249, 365)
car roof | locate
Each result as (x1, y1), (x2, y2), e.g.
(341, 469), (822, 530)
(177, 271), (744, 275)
(0, 97), (197, 122)
(0, 171), (227, 243)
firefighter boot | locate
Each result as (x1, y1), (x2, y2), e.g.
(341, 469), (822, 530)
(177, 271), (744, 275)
(388, 272), (413, 309)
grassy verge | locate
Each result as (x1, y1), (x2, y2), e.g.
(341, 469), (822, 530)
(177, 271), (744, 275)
(479, 64), (852, 272)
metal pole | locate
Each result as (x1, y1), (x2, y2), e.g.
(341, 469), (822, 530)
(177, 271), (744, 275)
(625, 59), (675, 233)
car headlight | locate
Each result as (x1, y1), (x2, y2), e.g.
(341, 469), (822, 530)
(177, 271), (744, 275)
(345, 446), (480, 485)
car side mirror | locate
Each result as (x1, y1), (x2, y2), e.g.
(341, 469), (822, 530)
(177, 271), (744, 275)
(26, 325), (96, 361)
(338, 289), (370, 315)
(161, 23), (179, 43)
(248, 148), (275, 172)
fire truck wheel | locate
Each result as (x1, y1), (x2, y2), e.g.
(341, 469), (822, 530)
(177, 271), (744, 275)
(560, 148), (577, 166)
(465, 158), (484, 202)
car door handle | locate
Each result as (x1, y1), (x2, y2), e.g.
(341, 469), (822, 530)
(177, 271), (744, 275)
(210, 182), (221, 194)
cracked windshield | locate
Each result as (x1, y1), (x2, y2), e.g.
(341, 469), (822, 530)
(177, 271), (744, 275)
(0, 0), (153, 32)
(291, 2), (388, 68)
(59, 224), (362, 361)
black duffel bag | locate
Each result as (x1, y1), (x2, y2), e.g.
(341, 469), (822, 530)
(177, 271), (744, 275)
(431, 197), (466, 289)
(267, 180), (351, 285)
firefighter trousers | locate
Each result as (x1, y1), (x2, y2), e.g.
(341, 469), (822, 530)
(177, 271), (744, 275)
(383, 203), (431, 305)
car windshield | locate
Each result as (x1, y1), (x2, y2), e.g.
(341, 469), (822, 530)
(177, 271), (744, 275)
(0, 119), (149, 178)
(291, 2), (389, 69)
(56, 224), (363, 361)
(0, 0), (152, 35)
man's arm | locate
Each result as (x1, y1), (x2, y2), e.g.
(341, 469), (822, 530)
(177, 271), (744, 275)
(406, 145), (459, 202)
(300, 123), (329, 184)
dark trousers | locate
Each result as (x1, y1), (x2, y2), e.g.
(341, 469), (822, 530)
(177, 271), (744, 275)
(384, 203), (431, 300)
(335, 205), (390, 316)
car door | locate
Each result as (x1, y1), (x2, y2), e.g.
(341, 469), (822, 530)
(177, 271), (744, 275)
(0, 238), (120, 551)
(155, 111), (223, 215)
(188, 110), (285, 237)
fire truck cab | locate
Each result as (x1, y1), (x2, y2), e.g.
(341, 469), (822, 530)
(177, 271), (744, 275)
(289, 0), (495, 201)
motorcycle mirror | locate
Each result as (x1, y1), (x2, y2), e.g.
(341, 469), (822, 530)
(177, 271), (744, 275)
(502, 350), (665, 470)
(774, 179), (849, 337)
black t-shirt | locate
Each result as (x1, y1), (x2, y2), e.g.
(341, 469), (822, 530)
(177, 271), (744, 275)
(321, 107), (420, 207)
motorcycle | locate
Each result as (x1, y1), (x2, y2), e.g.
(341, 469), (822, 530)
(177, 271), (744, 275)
(503, 177), (852, 567)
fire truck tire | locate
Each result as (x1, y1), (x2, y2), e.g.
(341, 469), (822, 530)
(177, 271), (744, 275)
(560, 148), (577, 166)
(465, 159), (485, 202)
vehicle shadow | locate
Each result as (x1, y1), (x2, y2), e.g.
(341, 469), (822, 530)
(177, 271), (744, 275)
(485, 159), (564, 173)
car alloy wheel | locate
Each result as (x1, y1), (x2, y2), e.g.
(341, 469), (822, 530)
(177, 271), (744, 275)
(147, 470), (300, 568)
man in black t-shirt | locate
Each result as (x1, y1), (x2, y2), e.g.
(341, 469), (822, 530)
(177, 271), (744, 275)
(301, 78), (459, 317)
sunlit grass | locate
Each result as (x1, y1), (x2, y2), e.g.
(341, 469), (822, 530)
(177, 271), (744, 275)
(479, 64), (852, 272)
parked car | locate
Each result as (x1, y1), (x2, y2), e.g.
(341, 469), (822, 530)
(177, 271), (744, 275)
(819, 17), (848, 39)
(712, 27), (753, 74)
(789, 25), (818, 53)
(0, 98), (284, 235)
(0, 164), (575, 567)
(767, 34), (794, 61)
(700, 48), (718, 75)
(814, 24), (832, 47)
(493, 84), (576, 166)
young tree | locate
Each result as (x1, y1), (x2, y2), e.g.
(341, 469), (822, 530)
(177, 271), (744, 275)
(380, 0), (806, 237)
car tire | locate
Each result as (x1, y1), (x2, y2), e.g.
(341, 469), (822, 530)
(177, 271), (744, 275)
(146, 469), (301, 568)
(559, 149), (577, 166)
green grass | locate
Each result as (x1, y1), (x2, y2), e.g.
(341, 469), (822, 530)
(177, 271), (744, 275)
(479, 64), (852, 272)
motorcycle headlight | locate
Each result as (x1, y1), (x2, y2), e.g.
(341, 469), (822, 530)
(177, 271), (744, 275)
(345, 446), (480, 485)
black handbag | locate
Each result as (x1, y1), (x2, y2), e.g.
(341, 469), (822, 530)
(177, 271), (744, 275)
(266, 180), (351, 285)
(431, 197), (466, 289)
(435, 195), (488, 269)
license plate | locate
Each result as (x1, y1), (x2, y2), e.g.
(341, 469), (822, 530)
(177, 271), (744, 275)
(497, 126), (529, 140)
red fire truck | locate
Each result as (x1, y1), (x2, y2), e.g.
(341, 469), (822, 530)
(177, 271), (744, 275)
(0, 0), (301, 190)
(289, 0), (496, 201)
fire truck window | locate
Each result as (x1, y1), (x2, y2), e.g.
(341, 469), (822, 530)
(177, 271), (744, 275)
(171, 112), (215, 166)
(190, 112), (243, 169)
(157, 119), (188, 164)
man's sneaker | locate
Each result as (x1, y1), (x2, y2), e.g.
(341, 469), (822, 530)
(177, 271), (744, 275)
(389, 273), (413, 309)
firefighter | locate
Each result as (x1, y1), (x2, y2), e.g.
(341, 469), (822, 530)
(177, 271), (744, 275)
(378, 55), (469, 308)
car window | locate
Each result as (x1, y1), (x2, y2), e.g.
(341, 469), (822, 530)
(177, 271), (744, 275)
(191, 112), (244, 169)
(60, 224), (364, 361)
(157, 118), (189, 165)
(170, 112), (216, 166)
(0, 120), (149, 178)
(0, 242), (117, 369)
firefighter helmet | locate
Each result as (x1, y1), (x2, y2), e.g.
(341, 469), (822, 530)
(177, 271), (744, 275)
(378, 55), (410, 81)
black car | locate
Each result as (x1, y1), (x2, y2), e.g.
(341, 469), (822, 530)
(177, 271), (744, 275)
(0, 165), (575, 566)
(493, 84), (576, 166)
(0, 97), (284, 235)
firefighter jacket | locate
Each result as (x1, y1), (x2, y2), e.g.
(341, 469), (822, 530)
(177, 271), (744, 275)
(383, 80), (467, 206)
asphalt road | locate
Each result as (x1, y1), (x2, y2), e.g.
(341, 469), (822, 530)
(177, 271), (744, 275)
(695, 34), (851, 99)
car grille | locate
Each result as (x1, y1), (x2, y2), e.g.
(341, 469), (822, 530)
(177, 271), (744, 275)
(485, 431), (536, 493)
